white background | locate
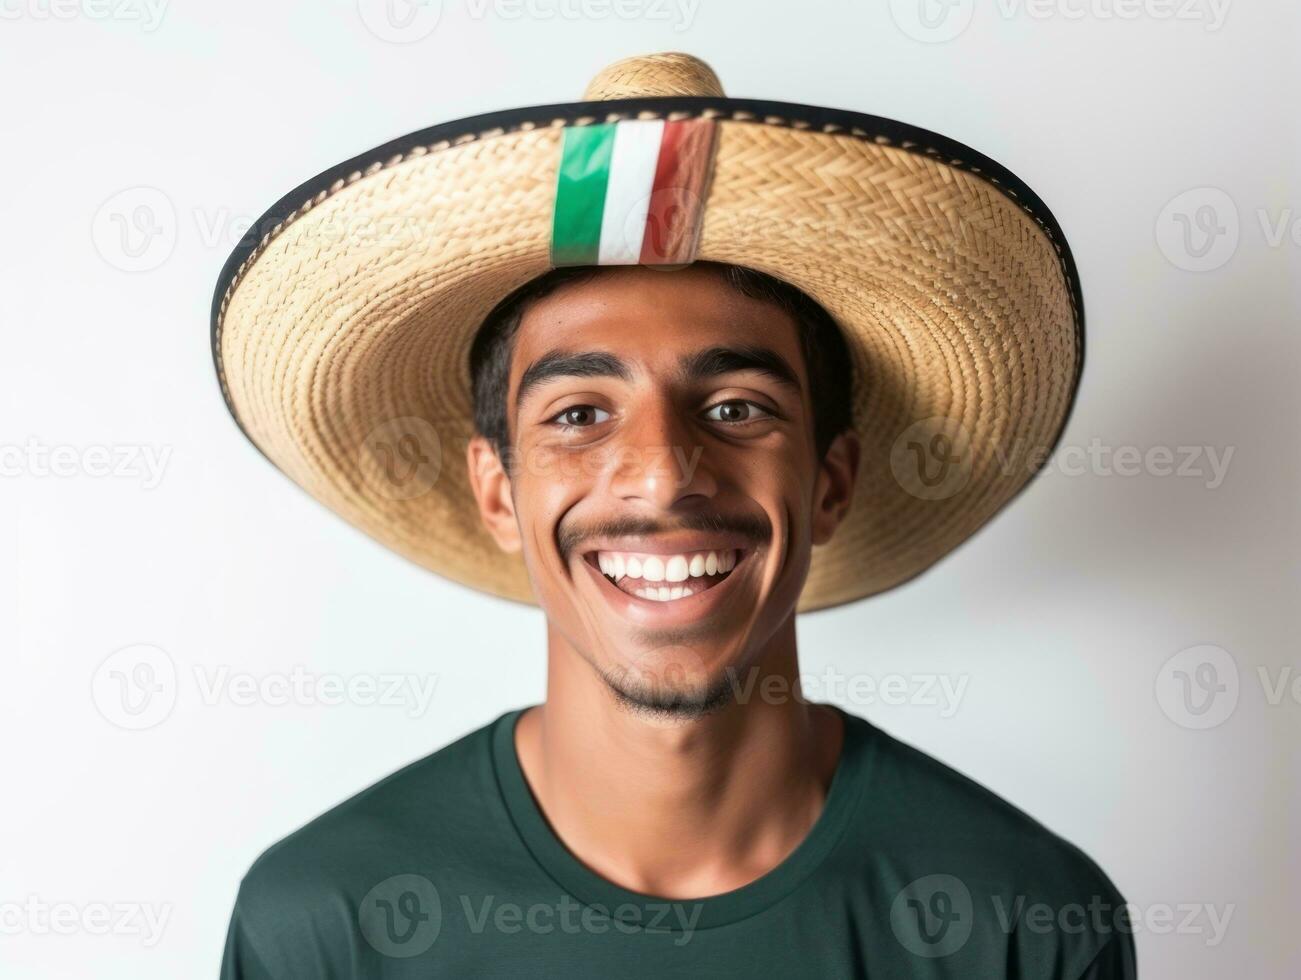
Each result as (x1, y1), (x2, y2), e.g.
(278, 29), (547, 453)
(2, 1), (1297, 977)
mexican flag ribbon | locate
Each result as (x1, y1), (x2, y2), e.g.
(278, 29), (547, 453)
(551, 118), (718, 267)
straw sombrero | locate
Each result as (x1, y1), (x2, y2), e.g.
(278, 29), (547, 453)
(211, 52), (1082, 612)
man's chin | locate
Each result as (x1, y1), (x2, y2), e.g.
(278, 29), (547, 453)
(599, 663), (738, 720)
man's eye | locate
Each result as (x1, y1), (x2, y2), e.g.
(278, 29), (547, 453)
(550, 405), (610, 428)
(703, 400), (772, 423)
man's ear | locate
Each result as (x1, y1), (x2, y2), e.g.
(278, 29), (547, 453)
(467, 435), (522, 553)
(811, 429), (860, 546)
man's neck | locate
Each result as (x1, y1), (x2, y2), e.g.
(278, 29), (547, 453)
(513, 618), (844, 900)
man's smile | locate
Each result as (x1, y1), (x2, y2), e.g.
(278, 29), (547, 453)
(569, 527), (762, 628)
(587, 547), (741, 601)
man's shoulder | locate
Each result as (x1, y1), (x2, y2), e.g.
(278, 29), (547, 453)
(233, 711), (507, 921)
(850, 714), (1120, 881)
(841, 713), (1135, 976)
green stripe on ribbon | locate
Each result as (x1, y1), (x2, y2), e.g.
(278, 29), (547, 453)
(551, 123), (616, 266)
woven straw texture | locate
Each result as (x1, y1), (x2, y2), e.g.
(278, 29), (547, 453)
(215, 53), (1079, 611)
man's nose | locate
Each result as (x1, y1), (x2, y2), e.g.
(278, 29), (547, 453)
(605, 400), (718, 510)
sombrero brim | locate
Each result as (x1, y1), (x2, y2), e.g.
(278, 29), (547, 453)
(211, 95), (1083, 612)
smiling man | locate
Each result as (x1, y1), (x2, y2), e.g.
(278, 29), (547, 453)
(216, 53), (1135, 978)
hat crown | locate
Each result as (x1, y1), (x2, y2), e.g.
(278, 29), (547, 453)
(582, 52), (726, 101)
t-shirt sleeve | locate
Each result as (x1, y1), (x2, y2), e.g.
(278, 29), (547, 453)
(1074, 931), (1138, 980)
(219, 900), (277, 980)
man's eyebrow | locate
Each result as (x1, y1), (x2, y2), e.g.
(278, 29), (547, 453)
(514, 345), (800, 408)
(678, 345), (801, 390)
(515, 350), (632, 406)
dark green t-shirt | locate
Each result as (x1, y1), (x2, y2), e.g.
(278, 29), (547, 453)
(221, 705), (1136, 978)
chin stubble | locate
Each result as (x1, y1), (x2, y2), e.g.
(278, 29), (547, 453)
(597, 661), (736, 721)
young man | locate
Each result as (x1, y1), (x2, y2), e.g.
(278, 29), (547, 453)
(215, 54), (1134, 977)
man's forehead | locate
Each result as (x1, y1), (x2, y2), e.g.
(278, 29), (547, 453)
(507, 267), (804, 378)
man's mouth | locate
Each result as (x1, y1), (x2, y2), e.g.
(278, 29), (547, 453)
(584, 549), (742, 602)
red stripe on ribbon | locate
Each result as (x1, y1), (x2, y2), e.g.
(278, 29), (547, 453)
(640, 118), (717, 265)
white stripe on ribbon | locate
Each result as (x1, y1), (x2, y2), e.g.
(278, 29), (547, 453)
(597, 119), (666, 265)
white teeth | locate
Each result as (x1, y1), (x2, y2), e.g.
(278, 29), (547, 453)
(630, 584), (697, 602)
(596, 549), (742, 583)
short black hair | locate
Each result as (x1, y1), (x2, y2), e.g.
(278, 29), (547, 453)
(469, 262), (855, 460)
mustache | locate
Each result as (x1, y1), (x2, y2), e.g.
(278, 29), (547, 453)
(557, 511), (771, 561)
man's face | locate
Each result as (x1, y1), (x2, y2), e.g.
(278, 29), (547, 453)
(469, 265), (856, 716)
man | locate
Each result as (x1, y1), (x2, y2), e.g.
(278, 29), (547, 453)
(215, 53), (1134, 977)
